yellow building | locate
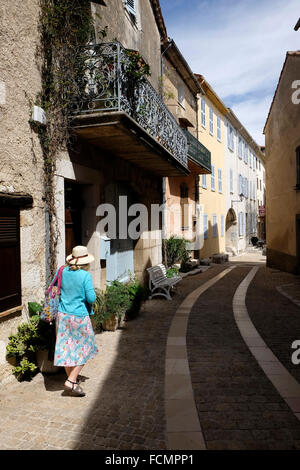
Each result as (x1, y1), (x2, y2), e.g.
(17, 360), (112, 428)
(161, 42), (211, 257)
(195, 75), (228, 259)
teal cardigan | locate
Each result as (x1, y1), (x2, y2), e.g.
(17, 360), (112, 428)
(56, 267), (96, 317)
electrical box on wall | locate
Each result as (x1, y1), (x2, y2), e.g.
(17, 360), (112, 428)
(32, 105), (46, 126)
(100, 235), (111, 260)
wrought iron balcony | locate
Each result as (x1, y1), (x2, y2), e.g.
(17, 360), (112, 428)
(182, 129), (211, 173)
(70, 41), (189, 175)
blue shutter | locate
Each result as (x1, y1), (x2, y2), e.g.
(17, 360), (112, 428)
(218, 169), (222, 193)
(203, 214), (208, 239)
(227, 125), (231, 149)
(213, 214), (217, 237)
(217, 116), (221, 141)
(202, 174), (207, 188)
(209, 108), (213, 134)
(201, 98), (206, 127)
(211, 165), (215, 191)
(239, 212), (244, 236)
(230, 168), (233, 193)
(221, 215), (224, 237)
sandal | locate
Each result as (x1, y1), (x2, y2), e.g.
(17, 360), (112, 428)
(64, 379), (85, 397)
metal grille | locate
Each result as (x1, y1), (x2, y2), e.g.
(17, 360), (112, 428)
(70, 41), (188, 169)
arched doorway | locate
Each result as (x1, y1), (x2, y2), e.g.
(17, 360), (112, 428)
(225, 208), (238, 255)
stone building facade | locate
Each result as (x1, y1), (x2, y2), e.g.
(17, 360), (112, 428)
(0, 0), (190, 381)
(0, 0), (47, 378)
(264, 51), (300, 273)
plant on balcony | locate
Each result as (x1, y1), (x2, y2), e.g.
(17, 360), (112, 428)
(121, 49), (151, 117)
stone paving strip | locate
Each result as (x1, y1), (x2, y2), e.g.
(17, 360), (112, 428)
(233, 267), (300, 420)
(165, 266), (236, 450)
(187, 266), (300, 450)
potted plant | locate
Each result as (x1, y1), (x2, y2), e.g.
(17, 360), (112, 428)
(92, 281), (131, 331)
(28, 302), (59, 374)
(6, 302), (59, 380)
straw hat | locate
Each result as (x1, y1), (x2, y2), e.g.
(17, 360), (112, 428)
(66, 245), (95, 265)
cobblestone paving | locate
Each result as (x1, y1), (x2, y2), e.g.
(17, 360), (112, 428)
(247, 267), (300, 385)
(0, 265), (226, 450)
(187, 265), (300, 450)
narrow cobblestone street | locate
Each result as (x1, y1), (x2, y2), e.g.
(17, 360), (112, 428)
(1, 251), (300, 451)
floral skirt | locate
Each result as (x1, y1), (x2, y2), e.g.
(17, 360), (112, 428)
(54, 312), (99, 367)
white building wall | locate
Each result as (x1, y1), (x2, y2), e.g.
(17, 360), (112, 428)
(225, 120), (259, 254)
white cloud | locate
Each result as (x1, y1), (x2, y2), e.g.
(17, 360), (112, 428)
(161, 0), (300, 144)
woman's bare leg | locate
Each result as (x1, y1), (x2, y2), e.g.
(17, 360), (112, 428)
(64, 365), (84, 388)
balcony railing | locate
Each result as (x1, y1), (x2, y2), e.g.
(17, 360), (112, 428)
(70, 42), (188, 169)
(182, 129), (211, 173)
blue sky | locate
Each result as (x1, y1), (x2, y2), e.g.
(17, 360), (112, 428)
(160, 0), (300, 145)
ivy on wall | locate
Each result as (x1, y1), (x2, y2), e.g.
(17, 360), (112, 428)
(33, 0), (100, 278)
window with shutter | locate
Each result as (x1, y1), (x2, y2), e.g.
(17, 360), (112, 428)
(202, 174), (207, 189)
(125, 0), (136, 16)
(0, 208), (21, 313)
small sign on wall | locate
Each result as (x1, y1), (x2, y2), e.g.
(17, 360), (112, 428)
(32, 105), (46, 126)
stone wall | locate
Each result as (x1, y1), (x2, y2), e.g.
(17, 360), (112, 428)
(0, 1), (46, 378)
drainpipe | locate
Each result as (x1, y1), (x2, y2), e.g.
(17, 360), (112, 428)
(160, 39), (172, 266)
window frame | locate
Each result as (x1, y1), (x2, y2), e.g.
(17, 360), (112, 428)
(125, 0), (136, 16)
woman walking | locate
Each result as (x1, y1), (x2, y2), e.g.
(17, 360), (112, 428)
(54, 245), (98, 396)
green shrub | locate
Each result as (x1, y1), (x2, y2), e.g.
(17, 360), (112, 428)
(163, 236), (190, 267)
(92, 277), (147, 329)
(6, 302), (56, 381)
(166, 266), (179, 278)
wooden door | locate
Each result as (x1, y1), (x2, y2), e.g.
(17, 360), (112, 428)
(65, 182), (83, 258)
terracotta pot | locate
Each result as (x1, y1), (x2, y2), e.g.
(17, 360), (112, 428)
(101, 314), (118, 331)
(36, 350), (60, 374)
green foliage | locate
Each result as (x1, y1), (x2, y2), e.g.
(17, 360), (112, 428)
(166, 266), (179, 278)
(163, 236), (190, 267)
(92, 277), (147, 330)
(13, 359), (38, 382)
(6, 302), (56, 381)
(123, 49), (151, 83)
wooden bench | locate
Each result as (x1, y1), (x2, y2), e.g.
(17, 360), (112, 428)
(146, 264), (182, 301)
